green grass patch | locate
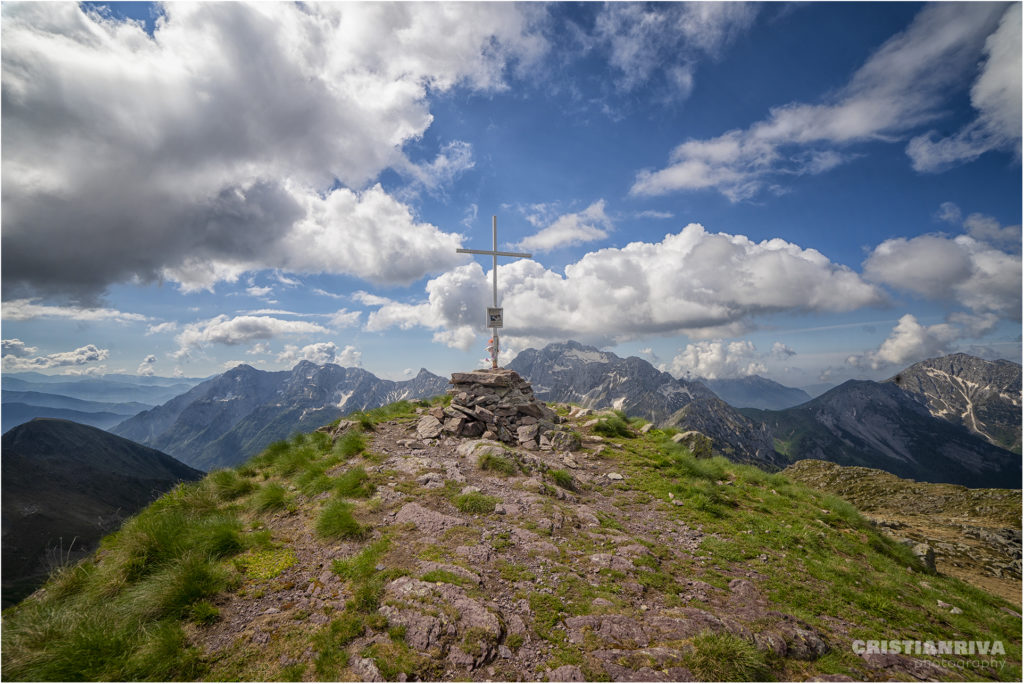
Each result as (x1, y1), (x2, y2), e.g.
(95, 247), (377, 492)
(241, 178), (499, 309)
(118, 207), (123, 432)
(187, 600), (220, 625)
(331, 537), (408, 615)
(0, 479), (247, 681)
(528, 592), (567, 642)
(296, 464), (335, 496)
(478, 452), (519, 476)
(362, 638), (438, 681)
(335, 466), (375, 498)
(452, 492), (499, 514)
(316, 499), (367, 540)
(235, 547), (298, 580)
(683, 631), (769, 680)
(549, 469), (576, 491)
(420, 569), (475, 588)
(209, 469), (255, 500)
(312, 612), (364, 677)
(593, 416), (633, 438)
(334, 430), (367, 459)
(253, 482), (291, 512)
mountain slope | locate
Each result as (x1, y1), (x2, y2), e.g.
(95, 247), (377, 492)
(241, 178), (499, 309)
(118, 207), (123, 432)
(508, 341), (780, 468)
(1, 419), (203, 607)
(887, 353), (1022, 453)
(784, 459), (1021, 604)
(112, 363), (449, 470)
(2, 404), (1019, 681)
(701, 376), (812, 410)
(743, 380), (1021, 488)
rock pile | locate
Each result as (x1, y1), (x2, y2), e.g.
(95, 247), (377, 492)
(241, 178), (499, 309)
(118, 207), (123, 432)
(415, 368), (581, 451)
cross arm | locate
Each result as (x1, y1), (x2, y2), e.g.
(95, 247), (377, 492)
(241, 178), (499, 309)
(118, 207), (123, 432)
(457, 248), (533, 258)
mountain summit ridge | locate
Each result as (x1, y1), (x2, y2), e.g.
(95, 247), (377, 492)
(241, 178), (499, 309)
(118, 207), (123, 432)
(3, 402), (1019, 681)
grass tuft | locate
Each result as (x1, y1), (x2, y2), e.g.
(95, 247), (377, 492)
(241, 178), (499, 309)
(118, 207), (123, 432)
(334, 431), (367, 459)
(253, 483), (290, 512)
(683, 631), (769, 680)
(478, 452), (519, 476)
(187, 600), (220, 625)
(209, 469), (255, 500)
(316, 499), (367, 540)
(549, 469), (576, 491)
(335, 466), (375, 498)
(593, 415), (633, 438)
(452, 492), (499, 514)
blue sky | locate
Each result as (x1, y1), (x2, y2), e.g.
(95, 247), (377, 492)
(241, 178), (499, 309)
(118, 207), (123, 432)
(2, 1), (1020, 388)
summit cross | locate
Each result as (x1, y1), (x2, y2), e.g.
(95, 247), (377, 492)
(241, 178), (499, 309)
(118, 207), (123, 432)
(456, 215), (532, 369)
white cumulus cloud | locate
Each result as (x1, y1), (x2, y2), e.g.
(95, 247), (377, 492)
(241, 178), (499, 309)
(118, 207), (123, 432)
(517, 200), (613, 252)
(2, 338), (38, 358)
(174, 314), (329, 358)
(277, 341), (361, 367)
(1, 2), (546, 300)
(365, 223), (884, 349)
(668, 340), (767, 379)
(136, 354), (157, 376)
(847, 314), (960, 370)
(862, 218), (1021, 320)
(2, 343), (110, 372)
(594, 2), (758, 95)
(1, 299), (148, 323)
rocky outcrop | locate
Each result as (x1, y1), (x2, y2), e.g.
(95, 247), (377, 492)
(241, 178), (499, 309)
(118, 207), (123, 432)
(415, 369), (580, 451)
(670, 430), (712, 459)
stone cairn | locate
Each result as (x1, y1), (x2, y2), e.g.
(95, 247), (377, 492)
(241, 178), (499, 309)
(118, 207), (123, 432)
(415, 368), (581, 451)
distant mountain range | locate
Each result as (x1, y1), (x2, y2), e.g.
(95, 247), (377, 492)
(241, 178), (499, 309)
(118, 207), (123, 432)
(2, 374), (204, 434)
(2, 374), (200, 405)
(699, 376), (812, 410)
(507, 341), (782, 468)
(81, 342), (1019, 489)
(1, 391), (153, 433)
(112, 362), (450, 470)
(887, 353), (1021, 454)
(1, 419), (202, 607)
(742, 379), (1020, 489)
(508, 342), (1019, 488)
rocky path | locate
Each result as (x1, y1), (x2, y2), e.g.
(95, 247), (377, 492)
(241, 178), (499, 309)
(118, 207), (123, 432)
(190, 412), (979, 682)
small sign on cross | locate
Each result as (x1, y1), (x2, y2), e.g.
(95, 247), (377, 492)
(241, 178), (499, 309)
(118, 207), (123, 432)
(457, 216), (531, 369)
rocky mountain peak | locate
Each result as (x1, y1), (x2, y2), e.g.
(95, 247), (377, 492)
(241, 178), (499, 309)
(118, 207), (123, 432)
(886, 352), (1022, 453)
(507, 341), (776, 467)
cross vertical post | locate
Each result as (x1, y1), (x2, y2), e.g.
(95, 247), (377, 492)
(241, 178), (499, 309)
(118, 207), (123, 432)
(456, 215), (532, 369)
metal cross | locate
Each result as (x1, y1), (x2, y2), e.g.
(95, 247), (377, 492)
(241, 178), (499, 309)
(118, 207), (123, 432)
(456, 215), (532, 369)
